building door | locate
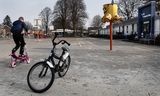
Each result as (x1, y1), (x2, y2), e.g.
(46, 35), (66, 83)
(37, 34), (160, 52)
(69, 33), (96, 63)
(122, 26), (124, 35)
(143, 21), (150, 38)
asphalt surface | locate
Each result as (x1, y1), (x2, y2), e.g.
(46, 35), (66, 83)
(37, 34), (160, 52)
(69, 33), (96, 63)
(0, 37), (160, 96)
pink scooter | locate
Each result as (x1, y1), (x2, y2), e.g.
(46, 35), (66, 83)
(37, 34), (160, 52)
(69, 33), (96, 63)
(10, 47), (30, 68)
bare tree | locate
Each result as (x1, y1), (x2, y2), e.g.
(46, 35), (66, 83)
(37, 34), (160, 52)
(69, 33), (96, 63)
(118, 0), (144, 20)
(91, 15), (102, 35)
(39, 7), (52, 34)
(25, 21), (33, 30)
(69, 0), (88, 35)
(91, 15), (102, 27)
(3, 15), (12, 27)
(53, 0), (70, 36)
(52, 17), (71, 30)
(52, 17), (62, 30)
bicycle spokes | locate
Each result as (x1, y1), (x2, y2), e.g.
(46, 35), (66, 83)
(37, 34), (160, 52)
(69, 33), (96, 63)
(39, 66), (48, 78)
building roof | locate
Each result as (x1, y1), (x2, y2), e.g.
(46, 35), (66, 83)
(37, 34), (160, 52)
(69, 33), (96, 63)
(113, 18), (138, 27)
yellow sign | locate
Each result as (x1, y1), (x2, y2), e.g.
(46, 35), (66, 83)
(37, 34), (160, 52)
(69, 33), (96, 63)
(102, 3), (122, 23)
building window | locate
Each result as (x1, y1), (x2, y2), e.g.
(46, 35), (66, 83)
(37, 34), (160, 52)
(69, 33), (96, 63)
(156, 0), (160, 11)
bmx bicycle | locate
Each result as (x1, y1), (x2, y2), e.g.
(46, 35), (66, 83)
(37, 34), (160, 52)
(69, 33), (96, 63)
(9, 46), (30, 68)
(27, 33), (71, 93)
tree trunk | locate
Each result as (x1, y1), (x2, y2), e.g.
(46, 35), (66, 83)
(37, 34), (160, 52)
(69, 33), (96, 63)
(63, 28), (65, 37)
(45, 25), (48, 35)
(98, 29), (100, 36)
(73, 24), (76, 37)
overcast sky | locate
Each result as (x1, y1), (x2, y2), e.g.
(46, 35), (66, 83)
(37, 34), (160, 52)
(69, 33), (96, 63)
(0, 0), (112, 27)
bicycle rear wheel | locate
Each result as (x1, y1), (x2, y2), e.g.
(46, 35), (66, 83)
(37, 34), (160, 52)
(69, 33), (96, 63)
(58, 55), (71, 77)
(27, 61), (55, 93)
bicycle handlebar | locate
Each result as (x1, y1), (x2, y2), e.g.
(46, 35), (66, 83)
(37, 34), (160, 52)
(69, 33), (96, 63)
(52, 33), (71, 48)
(61, 40), (71, 46)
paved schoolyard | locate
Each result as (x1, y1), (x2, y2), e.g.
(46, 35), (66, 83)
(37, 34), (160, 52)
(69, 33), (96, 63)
(0, 37), (160, 96)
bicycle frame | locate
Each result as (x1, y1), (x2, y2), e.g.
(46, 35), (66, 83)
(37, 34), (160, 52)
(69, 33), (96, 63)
(45, 34), (70, 70)
(27, 33), (71, 93)
(45, 48), (65, 69)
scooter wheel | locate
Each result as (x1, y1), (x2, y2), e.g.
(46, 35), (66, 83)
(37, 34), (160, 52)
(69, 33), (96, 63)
(26, 58), (31, 64)
(10, 61), (16, 68)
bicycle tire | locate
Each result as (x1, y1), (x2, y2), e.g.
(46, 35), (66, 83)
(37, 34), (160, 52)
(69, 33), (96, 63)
(58, 55), (71, 77)
(27, 61), (55, 93)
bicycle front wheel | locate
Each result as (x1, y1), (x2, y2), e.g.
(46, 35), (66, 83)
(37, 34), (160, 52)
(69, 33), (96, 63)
(27, 61), (55, 93)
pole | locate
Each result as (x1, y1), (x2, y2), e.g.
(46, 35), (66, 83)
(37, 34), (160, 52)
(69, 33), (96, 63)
(109, 21), (112, 50)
